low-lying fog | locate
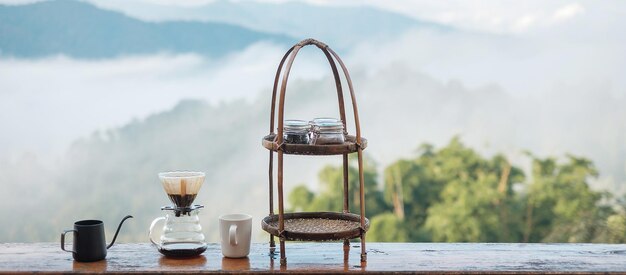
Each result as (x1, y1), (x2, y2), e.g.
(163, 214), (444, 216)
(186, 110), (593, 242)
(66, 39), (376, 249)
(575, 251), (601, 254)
(0, 25), (624, 242)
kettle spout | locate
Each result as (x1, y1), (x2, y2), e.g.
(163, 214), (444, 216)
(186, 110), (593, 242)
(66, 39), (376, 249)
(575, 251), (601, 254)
(107, 215), (133, 249)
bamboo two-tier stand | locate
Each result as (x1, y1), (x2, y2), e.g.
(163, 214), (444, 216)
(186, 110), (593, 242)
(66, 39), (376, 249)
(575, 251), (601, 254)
(261, 38), (369, 265)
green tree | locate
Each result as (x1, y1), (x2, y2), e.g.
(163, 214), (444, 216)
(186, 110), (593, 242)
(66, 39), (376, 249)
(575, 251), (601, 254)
(383, 144), (446, 241)
(422, 138), (524, 242)
(288, 185), (314, 212)
(600, 214), (626, 243)
(368, 213), (408, 242)
(289, 155), (389, 217)
(523, 155), (612, 242)
(287, 137), (618, 244)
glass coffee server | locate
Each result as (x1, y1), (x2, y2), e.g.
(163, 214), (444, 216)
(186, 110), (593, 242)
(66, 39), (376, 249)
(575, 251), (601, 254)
(261, 38), (370, 265)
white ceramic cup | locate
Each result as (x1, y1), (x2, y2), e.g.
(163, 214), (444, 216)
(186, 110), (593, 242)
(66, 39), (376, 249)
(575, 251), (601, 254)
(219, 214), (252, 258)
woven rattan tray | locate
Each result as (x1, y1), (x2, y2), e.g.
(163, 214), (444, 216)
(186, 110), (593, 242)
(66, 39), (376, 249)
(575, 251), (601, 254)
(262, 134), (367, 155)
(262, 212), (370, 241)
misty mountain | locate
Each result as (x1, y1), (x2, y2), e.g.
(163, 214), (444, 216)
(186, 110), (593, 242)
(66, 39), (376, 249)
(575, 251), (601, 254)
(0, 0), (293, 58)
(2, 59), (624, 243)
(89, 0), (453, 49)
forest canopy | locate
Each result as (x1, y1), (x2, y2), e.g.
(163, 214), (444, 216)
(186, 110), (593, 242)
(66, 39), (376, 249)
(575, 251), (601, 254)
(289, 137), (626, 243)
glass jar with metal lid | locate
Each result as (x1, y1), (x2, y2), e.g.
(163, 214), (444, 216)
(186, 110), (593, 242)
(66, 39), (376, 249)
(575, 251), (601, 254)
(309, 117), (345, 145)
(283, 119), (310, 144)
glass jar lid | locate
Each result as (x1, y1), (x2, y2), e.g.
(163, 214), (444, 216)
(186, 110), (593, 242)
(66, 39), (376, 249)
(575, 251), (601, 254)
(284, 119), (310, 132)
(310, 117), (344, 132)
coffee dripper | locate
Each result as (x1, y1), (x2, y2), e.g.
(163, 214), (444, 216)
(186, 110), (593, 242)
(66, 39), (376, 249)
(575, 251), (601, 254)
(149, 171), (207, 257)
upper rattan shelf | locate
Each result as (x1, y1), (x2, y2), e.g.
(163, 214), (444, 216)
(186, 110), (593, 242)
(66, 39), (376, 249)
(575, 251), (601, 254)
(262, 134), (367, 155)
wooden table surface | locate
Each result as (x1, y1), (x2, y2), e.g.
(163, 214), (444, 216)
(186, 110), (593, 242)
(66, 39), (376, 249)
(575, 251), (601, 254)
(1, 242), (626, 274)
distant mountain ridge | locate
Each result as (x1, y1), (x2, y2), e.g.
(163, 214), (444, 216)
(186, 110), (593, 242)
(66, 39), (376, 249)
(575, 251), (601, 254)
(89, 0), (453, 49)
(0, 0), (293, 58)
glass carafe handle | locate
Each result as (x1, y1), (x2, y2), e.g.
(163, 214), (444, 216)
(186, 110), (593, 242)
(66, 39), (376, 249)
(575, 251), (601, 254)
(149, 217), (166, 249)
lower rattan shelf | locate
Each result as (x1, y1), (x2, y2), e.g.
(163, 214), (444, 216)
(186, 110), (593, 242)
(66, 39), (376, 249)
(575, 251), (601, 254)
(261, 212), (369, 241)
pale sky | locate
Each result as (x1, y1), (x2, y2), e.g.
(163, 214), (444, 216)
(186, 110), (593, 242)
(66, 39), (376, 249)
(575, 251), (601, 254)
(2, 0), (623, 35)
(1, 0), (625, 204)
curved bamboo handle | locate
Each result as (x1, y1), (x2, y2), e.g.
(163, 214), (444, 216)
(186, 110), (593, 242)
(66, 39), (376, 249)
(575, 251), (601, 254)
(296, 38), (328, 49)
(269, 38), (360, 146)
(328, 47), (362, 145)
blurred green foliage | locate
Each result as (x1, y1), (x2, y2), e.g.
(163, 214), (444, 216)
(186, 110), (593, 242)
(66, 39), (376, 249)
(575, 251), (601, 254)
(288, 137), (626, 243)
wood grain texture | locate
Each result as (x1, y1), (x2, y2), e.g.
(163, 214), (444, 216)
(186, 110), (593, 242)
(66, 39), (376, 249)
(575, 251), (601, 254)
(1, 242), (626, 274)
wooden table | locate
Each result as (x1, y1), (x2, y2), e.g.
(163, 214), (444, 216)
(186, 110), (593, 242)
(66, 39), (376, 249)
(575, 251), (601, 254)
(1, 243), (626, 274)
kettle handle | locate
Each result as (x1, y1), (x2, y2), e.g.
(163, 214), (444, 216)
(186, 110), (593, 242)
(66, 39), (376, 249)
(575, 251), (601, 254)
(149, 217), (166, 249)
(107, 215), (133, 249)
